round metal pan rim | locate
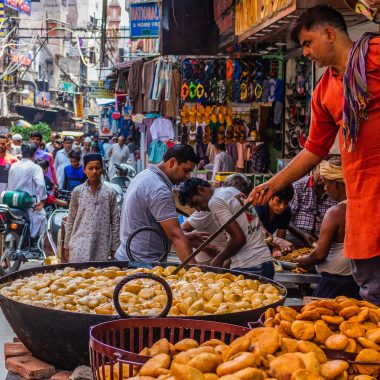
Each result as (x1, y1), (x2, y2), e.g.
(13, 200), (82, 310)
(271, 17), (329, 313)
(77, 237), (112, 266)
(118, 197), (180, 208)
(0, 261), (287, 319)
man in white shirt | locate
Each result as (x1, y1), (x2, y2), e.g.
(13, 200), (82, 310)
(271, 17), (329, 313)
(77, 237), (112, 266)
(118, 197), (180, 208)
(106, 136), (130, 179)
(179, 178), (274, 278)
(45, 132), (59, 154)
(7, 143), (47, 246)
(55, 136), (73, 187)
(10, 134), (22, 157)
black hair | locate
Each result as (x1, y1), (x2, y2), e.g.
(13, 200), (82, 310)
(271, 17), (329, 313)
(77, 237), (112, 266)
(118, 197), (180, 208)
(223, 173), (252, 196)
(83, 153), (102, 168)
(0, 133), (9, 140)
(273, 184), (294, 203)
(63, 136), (74, 143)
(179, 178), (210, 206)
(69, 150), (81, 160)
(35, 159), (49, 170)
(163, 144), (199, 165)
(290, 5), (348, 44)
(30, 131), (43, 140)
(127, 136), (134, 142)
(21, 142), (38, 158)
(217, 143), (226, 151)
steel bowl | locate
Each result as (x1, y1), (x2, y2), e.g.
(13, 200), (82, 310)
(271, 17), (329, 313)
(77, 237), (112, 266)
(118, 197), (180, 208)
(0, 261), (286, 370)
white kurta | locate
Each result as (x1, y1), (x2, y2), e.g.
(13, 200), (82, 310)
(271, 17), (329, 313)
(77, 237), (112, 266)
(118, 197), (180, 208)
(7, 159), (47, 237)
(106, 144), (130, 179)
(55, 150), (71, 188)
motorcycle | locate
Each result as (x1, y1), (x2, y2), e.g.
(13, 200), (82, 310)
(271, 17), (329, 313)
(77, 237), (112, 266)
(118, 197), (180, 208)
(109, 163), (136, 192)
(0, 189), (71, 276)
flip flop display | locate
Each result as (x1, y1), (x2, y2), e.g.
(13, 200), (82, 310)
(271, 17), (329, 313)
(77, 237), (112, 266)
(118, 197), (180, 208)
(284, 56), (312, 159)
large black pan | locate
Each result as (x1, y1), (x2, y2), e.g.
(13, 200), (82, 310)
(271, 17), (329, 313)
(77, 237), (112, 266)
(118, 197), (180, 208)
(0, 261), (286, 370)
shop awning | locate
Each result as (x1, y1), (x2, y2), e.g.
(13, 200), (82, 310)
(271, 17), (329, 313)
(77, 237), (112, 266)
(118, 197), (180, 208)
(96, 98), (116, 106)
(15, 105), (59, 125)
(113, 58), (144, 71)
(236, 0), (368, 44)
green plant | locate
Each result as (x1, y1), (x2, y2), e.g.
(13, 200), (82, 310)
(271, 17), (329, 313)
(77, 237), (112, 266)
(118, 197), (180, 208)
(10, 122), (51, 142)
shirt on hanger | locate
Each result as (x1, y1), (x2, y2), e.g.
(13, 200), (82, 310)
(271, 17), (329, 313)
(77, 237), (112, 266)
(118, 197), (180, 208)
(150, 118), (174, 142)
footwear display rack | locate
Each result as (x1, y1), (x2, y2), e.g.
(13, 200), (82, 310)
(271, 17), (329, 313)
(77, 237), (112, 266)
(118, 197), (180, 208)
(284, 57), (312, 159)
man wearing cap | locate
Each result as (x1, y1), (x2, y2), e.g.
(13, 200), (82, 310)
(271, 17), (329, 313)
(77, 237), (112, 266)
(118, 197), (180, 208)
(297, 157), (359, 299)
(10, 134), (22, 157)
(55, 136), (73, 187)
(81, 137), (92, 158)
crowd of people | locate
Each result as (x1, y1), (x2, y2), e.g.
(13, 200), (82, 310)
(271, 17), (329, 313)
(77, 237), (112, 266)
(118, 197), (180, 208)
(0, 131), (137, 252)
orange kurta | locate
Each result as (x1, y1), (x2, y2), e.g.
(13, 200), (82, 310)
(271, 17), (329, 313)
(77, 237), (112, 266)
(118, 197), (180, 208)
(305, 37), (380, 260)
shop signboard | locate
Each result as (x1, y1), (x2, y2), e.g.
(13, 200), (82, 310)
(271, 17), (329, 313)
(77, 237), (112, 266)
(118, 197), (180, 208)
(130, 1), (160, 38)
(88, 80), (115, 99)
(4, 0), (31, 16)
(235, 0), (296, 40)
(59, 81), (77, 94)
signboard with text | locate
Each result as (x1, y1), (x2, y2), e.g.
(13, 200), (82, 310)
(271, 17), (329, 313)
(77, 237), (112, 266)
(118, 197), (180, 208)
(130, 2), (160, 38)
(88, 81), (115, 99)
(4, 0), (31, 16)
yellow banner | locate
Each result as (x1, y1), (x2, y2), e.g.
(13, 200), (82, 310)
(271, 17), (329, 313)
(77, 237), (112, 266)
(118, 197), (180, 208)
(235, 0), (294, 36)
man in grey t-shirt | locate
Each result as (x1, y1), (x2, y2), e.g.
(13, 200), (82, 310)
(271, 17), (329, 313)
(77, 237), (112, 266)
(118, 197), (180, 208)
(116, 144), (199, 263)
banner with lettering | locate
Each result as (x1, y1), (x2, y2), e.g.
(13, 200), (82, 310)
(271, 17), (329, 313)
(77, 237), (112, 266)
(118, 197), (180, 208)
(130, 2), (160, 38)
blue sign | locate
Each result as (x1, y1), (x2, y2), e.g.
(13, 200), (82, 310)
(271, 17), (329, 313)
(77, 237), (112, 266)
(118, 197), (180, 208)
(5, 0), (31, 15)
(130, 2), (160, 38)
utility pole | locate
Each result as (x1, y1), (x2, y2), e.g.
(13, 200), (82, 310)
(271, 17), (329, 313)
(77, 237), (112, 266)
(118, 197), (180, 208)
(99, 0), (108, 79)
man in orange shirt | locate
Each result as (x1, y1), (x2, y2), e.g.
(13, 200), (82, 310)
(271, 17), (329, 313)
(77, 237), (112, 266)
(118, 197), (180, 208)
(248, 5), (380, 304)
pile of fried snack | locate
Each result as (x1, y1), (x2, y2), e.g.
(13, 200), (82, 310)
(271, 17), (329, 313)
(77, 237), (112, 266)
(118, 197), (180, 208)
(0, 266), (283, 316)
(99, 297), (380, 380)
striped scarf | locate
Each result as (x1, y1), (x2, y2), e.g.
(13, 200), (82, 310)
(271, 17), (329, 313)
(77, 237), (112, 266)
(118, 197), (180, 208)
(342, 32), (379, 152)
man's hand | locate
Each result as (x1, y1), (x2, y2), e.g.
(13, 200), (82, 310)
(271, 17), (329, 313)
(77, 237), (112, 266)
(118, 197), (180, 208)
(185, 231), (209, 247)
(297, 254), (311, 267)
(210, 255), (225, 268)
(247, 181), (275, 206)
(272, 237), (294, 251)
(302, 233), (317, 247)
(33, 202), (44, 211)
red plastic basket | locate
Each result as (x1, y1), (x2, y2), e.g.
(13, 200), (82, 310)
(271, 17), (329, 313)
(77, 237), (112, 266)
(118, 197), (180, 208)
(89, 317), (250, 380)
(89, 273), (250, 380)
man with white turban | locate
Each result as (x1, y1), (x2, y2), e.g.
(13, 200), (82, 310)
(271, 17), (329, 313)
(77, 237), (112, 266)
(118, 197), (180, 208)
(297, 157), (360, 299)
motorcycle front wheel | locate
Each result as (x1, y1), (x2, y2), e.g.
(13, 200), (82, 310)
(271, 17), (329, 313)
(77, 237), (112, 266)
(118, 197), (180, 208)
(0, 232), (21, 276)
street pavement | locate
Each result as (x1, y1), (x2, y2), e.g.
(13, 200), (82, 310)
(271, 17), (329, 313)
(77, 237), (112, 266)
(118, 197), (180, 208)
(0, 262), (42, 379)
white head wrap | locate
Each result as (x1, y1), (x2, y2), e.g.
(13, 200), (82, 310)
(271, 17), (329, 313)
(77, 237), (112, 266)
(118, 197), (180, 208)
(320, 160), (344, 183)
